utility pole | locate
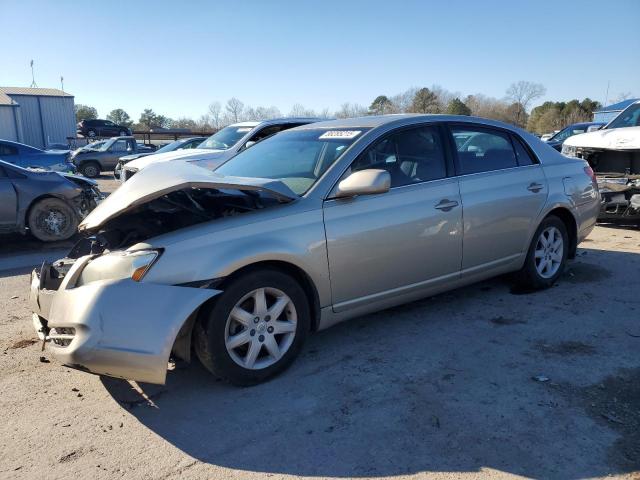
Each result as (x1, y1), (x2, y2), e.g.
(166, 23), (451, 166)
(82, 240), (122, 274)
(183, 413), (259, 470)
(604, 80), (610, 106)
(29, 60), (38, 88)
(60, 76), (64, 92)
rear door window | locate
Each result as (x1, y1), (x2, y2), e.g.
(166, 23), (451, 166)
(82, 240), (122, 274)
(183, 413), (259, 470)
(511, 136), (536, 166)
(451, 126), (518, 174)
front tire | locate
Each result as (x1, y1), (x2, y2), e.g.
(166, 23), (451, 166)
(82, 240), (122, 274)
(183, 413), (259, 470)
(79, 161), (100, 178)
(194, 269), (310, 386)
(27, 198), (78, 242)
(87, 129), (96, 138)
(119, 130), (128, 136)
(515, 215), (568, 290)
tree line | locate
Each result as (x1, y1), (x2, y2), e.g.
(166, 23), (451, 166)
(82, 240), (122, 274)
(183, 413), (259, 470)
(75, 81), (633, 135)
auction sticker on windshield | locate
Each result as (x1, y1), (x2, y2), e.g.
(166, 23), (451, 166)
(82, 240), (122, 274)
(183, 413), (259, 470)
(319, 130), (361, 139)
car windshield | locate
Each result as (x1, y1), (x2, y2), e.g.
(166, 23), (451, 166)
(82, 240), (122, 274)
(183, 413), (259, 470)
(606, 103), (640, 129)
(198, 125), (255, 150)
(216, 128), (368, 195)
(550, 126), (587, 142)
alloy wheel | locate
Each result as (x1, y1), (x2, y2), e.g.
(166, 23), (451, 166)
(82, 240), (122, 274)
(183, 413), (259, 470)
(224, 287), (297, 370)
(534, 226), (563, 279)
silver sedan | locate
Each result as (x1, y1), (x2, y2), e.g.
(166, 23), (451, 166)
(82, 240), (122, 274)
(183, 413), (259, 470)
(30, 115), (600, 385)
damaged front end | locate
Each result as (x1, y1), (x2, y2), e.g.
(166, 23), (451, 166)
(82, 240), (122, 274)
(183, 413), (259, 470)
(31, 162), (297, 384)
(573, 148), (640, 222)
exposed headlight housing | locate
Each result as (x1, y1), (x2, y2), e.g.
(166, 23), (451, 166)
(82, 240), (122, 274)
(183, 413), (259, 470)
(562, 144), (578, 157)
(76, 249), (161, 287)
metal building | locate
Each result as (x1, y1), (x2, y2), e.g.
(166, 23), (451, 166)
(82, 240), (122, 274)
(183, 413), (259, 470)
(593, 98), (640, 124)
(0, 87), (75, 149)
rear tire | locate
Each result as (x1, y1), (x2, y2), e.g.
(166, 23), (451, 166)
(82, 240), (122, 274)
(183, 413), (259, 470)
(194, 269), (310, 386)
(79, 161), (100, 178)
(119, 130), (127, 136)
(27, 198), (78, 242)
(514, 215), (568, 290)
(87, 129), (96, 138)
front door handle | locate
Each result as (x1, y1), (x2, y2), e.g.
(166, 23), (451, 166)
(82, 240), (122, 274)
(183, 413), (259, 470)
(434, 199), (459, 211)
(527, 182), (544, 193)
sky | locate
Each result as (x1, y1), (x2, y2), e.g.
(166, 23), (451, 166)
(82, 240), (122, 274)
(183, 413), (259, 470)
(3, 0), (639, 121)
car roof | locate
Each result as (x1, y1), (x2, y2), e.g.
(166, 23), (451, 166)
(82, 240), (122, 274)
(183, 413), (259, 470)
(228, 117), (326, 129)
(293, 114), (528, 131)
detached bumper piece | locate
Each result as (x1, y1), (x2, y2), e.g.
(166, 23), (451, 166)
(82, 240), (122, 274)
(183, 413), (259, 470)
(30, 257), (220, 384)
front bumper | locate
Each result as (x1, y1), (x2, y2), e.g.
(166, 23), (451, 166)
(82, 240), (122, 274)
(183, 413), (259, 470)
(30, 256), (219, 384)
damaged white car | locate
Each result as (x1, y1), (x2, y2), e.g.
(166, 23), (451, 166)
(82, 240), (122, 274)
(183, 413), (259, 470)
(562, 100), (640, 222)
(31, 115), (599, 385)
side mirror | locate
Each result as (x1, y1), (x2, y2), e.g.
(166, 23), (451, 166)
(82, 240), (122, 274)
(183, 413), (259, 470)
(335, 169), (390, 198)
(244, 141), (256, 150)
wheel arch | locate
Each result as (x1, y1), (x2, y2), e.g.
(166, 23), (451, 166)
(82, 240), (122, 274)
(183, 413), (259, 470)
(543, 206), (578, 259)
(215, 260), (321, 332)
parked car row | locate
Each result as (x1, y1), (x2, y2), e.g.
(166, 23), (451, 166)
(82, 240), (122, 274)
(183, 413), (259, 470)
(118, 118), (323, 182)
(30, 114), (599, 387)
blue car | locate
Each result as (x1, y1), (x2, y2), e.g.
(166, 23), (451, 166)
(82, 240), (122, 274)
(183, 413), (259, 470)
(0, 139), (75, 172)
(545, 122), (605, 151)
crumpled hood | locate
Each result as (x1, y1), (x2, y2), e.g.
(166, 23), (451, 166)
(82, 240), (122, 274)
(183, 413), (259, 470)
(58, 172), (98, 186)
(563, 126), (640, 150)
(124, 148), (226, 171)
(78, 161), (297, 232)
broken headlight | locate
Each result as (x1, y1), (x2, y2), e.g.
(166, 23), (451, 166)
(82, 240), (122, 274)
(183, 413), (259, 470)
(76, 249), (161, 287)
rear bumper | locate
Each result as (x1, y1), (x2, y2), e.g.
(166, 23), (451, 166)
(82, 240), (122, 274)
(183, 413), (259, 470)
(30, 259), (219, 384)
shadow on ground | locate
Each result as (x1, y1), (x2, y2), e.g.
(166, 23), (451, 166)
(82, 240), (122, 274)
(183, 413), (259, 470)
(101, 247), (640, 478)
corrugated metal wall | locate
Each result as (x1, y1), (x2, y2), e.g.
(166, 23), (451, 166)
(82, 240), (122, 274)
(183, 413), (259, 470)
(13, 95), (44, 148)
(0, 106), (19, 141)
(39, 97), (76, 147)
(0, 95), (75, 149)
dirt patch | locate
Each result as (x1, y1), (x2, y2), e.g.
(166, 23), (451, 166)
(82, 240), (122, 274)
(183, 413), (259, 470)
(490, 316), (527, 326)
(559, 368), (640, 471)
(563, 262), (613, 284)
(8, 338), (38, 349)
(535, 341), (596, 356)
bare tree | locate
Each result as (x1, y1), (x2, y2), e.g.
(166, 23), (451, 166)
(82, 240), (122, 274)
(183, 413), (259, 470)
(196, 114), (212, 131)
(335, 102), (367, 119)
(208, 102), (222, 129)
(505, 81), (546, 127)
(614, 92), (634, 103)
(225, 97), (244, 123)
(289, 103), (316, 117)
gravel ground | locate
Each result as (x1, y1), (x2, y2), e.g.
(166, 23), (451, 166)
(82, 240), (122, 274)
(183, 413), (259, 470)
(1, 217), (639, 479)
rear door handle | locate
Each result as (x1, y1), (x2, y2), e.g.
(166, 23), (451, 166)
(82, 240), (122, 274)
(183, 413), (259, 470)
(434, 199), (459, 211)
(527, 182), (544, 193)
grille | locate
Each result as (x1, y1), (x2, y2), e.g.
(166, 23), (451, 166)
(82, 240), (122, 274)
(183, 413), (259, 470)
(50, 327), (76, 347)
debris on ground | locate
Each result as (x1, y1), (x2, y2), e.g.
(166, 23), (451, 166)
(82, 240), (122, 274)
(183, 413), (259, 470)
(536, 341), (596, 356)
(8, 339), (38, 349)
(39, 356), (50, 363)
(490, 316), (527, 326)
(532, 375), (550, 382)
